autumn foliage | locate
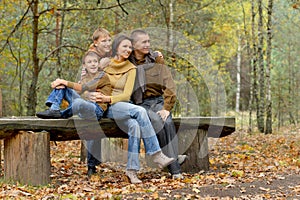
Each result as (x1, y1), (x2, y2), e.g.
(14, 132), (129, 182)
(0, 127), (299, 199)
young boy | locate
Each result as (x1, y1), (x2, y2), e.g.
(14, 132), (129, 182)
(36, 51), (112, 177)
(36, 51), (111, 120)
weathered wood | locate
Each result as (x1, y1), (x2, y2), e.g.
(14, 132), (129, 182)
(0, 116), (235, 141)
(80, 140), (87, 163)
(0, 116), (235, 185)
(178, 129), (209, 172)
(4, 131), (50, 186)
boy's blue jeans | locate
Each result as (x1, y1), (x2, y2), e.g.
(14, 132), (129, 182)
(104, 102), (161, 170)
(45, 88), (104, 167)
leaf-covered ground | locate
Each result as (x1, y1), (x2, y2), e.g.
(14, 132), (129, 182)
(0, 127), (299, 199)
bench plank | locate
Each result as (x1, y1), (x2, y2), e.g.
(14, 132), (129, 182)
(0, 116), (235, 185)
(0, 116), (235, 141)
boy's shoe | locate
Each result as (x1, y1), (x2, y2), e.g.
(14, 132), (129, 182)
(87, 166), (97, 177)
(126, 170), (142, 184)
(178, 155), (187, 165)
(152, 151), (175, 169)
(172, 173), (184, 180)
(36, 109), (61, 119)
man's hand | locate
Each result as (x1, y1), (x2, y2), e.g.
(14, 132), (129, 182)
(157, 109), (170, 121)
(154, 51), (164, 58)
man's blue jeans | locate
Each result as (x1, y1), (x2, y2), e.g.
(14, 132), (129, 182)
(104, 102), (161, 170)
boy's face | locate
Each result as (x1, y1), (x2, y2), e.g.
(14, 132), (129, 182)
(84, 55), (99, 75)
(94, 35), (112, 55)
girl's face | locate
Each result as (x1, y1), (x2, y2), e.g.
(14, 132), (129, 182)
(83, 55), (99, 75)
(94, 35), (112, 55)
(116, 39), (132, 61)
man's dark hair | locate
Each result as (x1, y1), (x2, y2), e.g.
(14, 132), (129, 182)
(130, 29), (148, 43)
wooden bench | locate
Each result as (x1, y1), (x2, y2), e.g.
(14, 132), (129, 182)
(0, 116), (235, 185)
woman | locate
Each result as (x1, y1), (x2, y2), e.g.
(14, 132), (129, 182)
(97, 34), (175, 184)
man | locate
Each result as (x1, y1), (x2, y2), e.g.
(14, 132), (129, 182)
(129, 29), (185, 179)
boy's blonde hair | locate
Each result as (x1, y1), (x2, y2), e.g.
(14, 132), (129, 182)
(92, 27), (111, 41)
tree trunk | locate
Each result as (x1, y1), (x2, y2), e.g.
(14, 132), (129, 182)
(250, 0), (258, 133)
(265, 0), (273, 134)
(0, 88), (2, 171)
(26, 0), (39, 116)
(257, 0), (265, 133)
(236, 27), (241, 113)
(55, 0), (66, 77)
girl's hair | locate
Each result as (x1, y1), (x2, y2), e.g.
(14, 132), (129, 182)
(82, 51), (101, 64)
(92, 27), (111, 41)
(111, 34), (132, 57)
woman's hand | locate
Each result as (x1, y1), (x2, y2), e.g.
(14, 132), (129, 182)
(86, 92), (110, 103)
(96, 93), (111, 103)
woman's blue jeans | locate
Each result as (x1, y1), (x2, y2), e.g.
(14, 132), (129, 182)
(105, 102), (161, 170)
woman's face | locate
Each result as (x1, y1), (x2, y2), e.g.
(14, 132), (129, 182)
(116, 39), (132, 61)
(84, 55), (99, 75)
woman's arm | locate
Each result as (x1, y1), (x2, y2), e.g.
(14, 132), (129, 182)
(95, 69), (136, 104)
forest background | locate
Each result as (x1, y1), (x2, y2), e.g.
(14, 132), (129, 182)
(0, 0), (299, 133)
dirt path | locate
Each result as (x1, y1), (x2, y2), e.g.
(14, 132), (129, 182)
(182, 174), (300, 199)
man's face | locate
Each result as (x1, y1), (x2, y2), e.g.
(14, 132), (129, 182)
(94, 35), (112, 55)
(133, 34), (150, 55)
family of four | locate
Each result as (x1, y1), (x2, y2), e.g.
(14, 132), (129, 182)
(36, 28), (185, 184)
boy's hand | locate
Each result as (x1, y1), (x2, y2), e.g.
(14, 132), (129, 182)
(81, 67), (87, 78)
(99, 57), (111, 70)
(51, 78), (66, 89)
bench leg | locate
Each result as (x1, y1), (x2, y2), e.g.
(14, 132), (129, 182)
(178, 129), (209, 173)
(4, 131), (50, 185)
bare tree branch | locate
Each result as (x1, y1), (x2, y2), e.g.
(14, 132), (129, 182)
(39, 1), (134, 15)
(38, 44), (85, 72)
(0, 1), (34, 53)
(117, 0), (128, 15)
